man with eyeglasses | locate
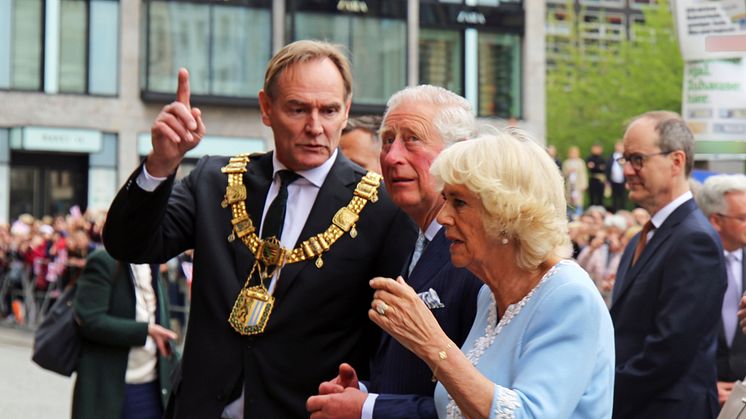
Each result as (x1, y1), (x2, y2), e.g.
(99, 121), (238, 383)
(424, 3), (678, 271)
(698, 174), (746, 408)
(610, 111), (726, 419)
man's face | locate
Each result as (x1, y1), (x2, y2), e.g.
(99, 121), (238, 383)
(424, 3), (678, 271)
(339, 129), (381, 173)
(712, 191), (746, 251)
(380, 100), (444, 217)
(259, 58), (351, 171)
(622, 117), (678, 213)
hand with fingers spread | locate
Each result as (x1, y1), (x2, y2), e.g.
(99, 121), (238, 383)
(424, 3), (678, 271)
(148, 68), (206, 177)
(368, 276), (448, 359)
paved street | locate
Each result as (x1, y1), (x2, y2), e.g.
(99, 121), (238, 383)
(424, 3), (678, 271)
(0, 325), (72, 419)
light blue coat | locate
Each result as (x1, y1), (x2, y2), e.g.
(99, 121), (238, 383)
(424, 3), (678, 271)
(434, 260), (615, 418)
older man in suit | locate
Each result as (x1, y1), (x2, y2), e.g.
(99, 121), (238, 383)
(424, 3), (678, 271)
(610, 111), (726, 418)
(103, 41), (415, 418)
(698, 174), (746, 406)
(306, 86), (484, 419)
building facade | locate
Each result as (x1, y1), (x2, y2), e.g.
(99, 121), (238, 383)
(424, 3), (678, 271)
(0, 0), (545, 223)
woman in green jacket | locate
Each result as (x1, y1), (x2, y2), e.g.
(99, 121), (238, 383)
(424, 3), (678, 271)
(72, 249), (178, 419)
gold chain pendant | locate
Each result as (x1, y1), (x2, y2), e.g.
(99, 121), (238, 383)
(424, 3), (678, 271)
(228, 285), (275, 336)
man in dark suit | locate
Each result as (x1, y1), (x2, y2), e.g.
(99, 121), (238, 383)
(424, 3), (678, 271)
(698, 174), (746, 406)
(586, 143), (607, 207)
(306, 86), (483, 419)
(103, 41), (415, 418)
(610, 111), (727, 418)
(606, 141), (626, 212)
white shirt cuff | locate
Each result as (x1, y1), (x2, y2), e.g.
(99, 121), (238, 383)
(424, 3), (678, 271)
(136, 164), (168, 192)
(361, 393), (378, 419)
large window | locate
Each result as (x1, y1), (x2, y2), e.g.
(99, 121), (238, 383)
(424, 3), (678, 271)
(288, 0), (407, 107)
(420, 0), (523, 118)
(0, 0), (43, 90)
(478, 33), (521, 118)
(0, 0), (119, 95)
(143, 0), (271, 100)
(419, 29), (463, 96)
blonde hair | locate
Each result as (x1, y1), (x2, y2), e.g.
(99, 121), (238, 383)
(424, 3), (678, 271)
(263, 40), (352, 101)
(431, 128), (572, 271)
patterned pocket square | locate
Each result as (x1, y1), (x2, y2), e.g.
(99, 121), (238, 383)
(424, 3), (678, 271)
(418, 288), (445, 309)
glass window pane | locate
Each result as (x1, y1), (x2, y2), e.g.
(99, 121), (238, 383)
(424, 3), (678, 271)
(478, 32), (521, 118)
(147, 2), (210, 95)
(12, 0), (43, 90)
(294, 13), (406, 105)
(419, 29), (463, 95)
(0, 0), (11, 88)
(350, 16), (406, 104)
(89, 0), (119, 95)
(211, 6), (271, 97)
(59, 0), (88, 93)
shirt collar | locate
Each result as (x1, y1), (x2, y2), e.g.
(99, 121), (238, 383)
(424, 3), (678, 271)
(650, 190), (693, 229)
(271, 149), (338, 188)
(727, 249), (743, 263)
(424, 219), (442, 242)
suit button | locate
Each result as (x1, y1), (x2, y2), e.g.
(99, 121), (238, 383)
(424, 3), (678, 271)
(217, 394), (224, 401)
(162, 388), (167, 395)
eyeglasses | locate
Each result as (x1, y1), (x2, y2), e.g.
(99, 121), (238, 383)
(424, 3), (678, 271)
(716, 213), (746, 223)
(615, 151), (674, 170)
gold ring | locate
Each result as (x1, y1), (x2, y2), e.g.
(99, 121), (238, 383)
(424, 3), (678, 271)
(376, 301), (388, 316)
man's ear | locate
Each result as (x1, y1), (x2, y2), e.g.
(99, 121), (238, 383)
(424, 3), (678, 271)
(258, 90), (273, 127)
(710, 213), (723, 234)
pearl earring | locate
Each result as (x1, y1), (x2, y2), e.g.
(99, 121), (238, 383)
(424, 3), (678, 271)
(501, 237), (509, 245)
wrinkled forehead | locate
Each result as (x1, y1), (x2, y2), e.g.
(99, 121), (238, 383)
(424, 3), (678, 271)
(381, 102), (440, 136)
(623, 117), (660, 150)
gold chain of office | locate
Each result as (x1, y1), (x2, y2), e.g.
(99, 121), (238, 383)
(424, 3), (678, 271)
(221, 154), (382, 335)
(221, 153), (382, 273)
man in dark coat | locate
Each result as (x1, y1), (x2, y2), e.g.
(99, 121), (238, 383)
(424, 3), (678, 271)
(306, 86), (483, 418)
(586, 143), (607, 207)
(697, 174), (746, 405)
(611, 111), (726, 419)
(103, 41), (415, 418)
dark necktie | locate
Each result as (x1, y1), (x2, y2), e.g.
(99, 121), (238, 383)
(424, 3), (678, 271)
(262, 170), (300, 240)
(632, 221), (654, 266)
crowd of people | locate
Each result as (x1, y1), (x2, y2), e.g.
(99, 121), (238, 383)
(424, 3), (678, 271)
(0, 39), (741, 419)
(0, 211), (191, 332)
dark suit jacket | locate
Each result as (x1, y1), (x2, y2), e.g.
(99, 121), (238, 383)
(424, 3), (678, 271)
(103, 152), (416, 418)
(610, 198), (726, 419)
(369, 228), (483, 419)
(717, 250), (746, 382)
(72, 249), (176, 419)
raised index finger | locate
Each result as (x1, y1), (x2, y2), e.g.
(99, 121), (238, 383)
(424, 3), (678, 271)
(176, 68), (191, 109)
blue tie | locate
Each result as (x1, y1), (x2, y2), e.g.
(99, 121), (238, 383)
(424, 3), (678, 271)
(408, 233), (429, 276)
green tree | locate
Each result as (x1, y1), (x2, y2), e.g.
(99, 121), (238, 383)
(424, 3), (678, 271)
(546, 0), (684, 158)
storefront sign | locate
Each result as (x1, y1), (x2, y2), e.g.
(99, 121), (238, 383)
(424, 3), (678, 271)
(337, 0), (368, 13)
(420, 0), (523, 31)
(683, 58), (746, 142)
(673, 0), (746, 61)
(21, 127), (102, 153)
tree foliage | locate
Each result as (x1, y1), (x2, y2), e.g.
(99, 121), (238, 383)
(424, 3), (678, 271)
(546, 0), (684, 158)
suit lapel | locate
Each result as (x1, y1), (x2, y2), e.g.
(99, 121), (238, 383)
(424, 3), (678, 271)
(231, 152), (274, 285)
(272, 153), (361, 299)
(611, 199), (698, 308)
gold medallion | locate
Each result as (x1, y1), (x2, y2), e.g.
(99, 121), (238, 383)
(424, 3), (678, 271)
(222, 155), (382, 336)
(228, 285), (275, 335)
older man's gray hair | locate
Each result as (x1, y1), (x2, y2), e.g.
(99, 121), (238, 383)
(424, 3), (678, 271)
(383, 85), (474, 146)
(697, 174), (746, 217)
